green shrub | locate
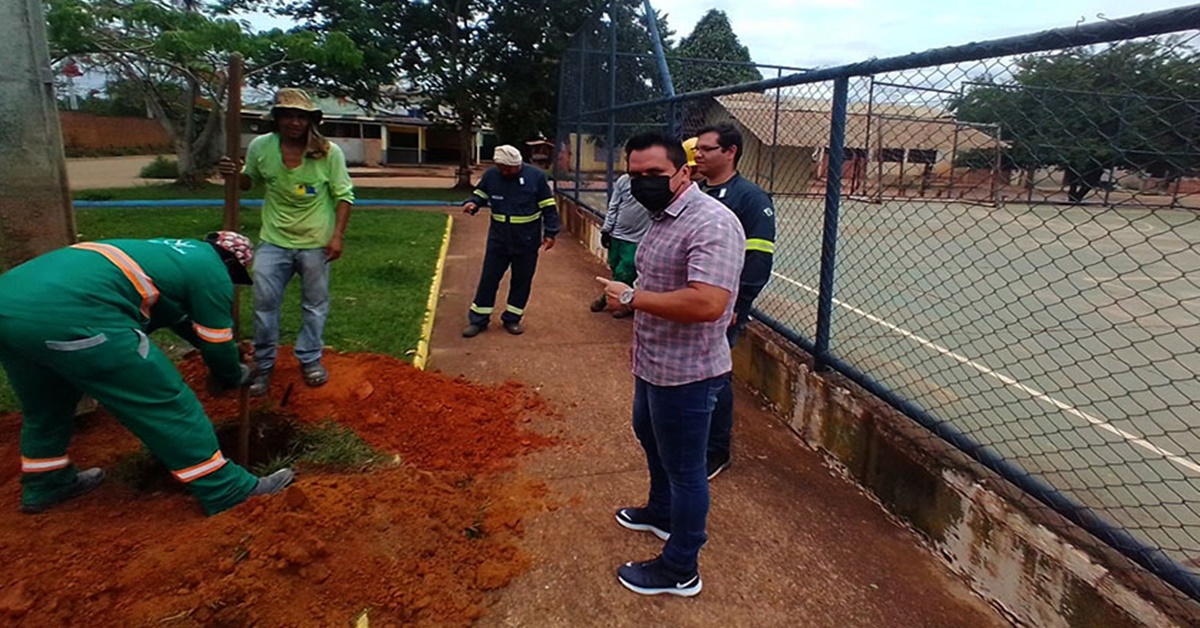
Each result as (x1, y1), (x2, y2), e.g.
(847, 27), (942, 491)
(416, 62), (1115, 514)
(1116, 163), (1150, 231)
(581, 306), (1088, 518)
(139, 156), (179, 179)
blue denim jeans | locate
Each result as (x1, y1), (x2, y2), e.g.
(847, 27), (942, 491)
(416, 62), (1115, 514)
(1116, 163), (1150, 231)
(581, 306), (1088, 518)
(632, 373), (729, 575)
(252, 243), (330, 371)
(709, 312), (748, 463)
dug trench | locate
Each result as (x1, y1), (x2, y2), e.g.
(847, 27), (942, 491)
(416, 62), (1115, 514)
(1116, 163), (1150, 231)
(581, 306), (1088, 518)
(0, 349), (560, 626)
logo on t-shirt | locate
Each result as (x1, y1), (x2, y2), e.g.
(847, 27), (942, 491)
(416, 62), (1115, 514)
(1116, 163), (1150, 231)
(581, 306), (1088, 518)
(295, 184), (317, 197)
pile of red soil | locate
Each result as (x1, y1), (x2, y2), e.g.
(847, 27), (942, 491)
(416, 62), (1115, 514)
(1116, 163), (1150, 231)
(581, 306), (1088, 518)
(0, 350), (558, 626)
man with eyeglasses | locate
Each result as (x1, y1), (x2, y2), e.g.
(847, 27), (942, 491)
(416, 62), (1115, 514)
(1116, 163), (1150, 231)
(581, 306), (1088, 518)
(689, 124), (777, 481)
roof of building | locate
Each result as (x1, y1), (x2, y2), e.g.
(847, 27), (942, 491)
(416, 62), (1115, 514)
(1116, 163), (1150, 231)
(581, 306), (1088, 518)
(712, 93), (997, 152)
(243, 95), (432, 126)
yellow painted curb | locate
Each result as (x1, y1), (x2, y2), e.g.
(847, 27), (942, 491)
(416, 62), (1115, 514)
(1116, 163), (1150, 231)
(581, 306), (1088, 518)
(412, 214), (453, 370)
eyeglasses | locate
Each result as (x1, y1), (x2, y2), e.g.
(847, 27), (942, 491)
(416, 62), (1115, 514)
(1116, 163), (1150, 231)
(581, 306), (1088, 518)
(695, 144), (723, 154)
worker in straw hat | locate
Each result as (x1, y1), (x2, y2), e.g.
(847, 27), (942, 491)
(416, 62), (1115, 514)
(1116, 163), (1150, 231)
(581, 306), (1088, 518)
(460, 145), (561, 337)
(219, 88), (355, 398)
(0, 232), (295, 516)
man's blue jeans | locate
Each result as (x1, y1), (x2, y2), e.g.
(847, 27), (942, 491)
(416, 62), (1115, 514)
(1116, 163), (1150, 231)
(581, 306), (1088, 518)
(252, 243), (330, 371)
(632, 373), (729, 575)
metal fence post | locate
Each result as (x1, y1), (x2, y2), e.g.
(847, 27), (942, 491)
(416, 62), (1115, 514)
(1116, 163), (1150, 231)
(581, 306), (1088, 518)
(605, 0), (618, 202)
(769, 68), (782, 194)
(574, 31), (586, 199)
(642, 0), (677, 136)
(813, 77), (850, 372)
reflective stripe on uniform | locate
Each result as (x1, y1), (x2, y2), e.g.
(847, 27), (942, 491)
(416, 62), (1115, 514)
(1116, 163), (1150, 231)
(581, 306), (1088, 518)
(506, 304), (524, 315)
(72, 242), (161, 319)
(193, 323), (234, 343)
(746, 238), (776, 254)
(492, 211), (542, 224)
(470, 303), (494, 314)
(172, 451), (228, 483)
(473, 189), (489, 199)
(537, 198), (556, 209)
(21, 455), (71, 473)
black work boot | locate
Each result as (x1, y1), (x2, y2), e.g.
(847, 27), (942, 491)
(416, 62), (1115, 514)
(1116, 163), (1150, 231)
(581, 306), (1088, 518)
(20, 468), (105, 514)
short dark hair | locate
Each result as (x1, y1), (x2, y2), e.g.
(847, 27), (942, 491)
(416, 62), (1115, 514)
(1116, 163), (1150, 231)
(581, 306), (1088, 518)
(624, 132), (688, 169)
(697, 123), (744, 166)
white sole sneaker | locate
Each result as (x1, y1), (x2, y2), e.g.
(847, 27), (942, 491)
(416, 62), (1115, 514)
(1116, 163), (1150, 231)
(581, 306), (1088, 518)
(615, 510), (671, 541)
(617, 573), (702, 597)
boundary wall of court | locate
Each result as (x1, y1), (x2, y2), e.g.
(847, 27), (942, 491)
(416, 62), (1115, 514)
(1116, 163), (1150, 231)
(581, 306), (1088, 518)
(555, 193), (1200, 627)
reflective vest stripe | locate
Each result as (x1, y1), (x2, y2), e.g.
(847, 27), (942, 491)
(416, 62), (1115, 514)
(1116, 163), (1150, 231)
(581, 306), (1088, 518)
(193, 323), (234, 343)
(172, 451), (228, 483)
(537, 198), (556, 209)
(746, 239), (776, 254)
(492, 211), (542, 225)
(470, 303), (494, 314)
(21, 456), (71, 473)
(72, 243), (161, 319)
(473, 189), (489, 200)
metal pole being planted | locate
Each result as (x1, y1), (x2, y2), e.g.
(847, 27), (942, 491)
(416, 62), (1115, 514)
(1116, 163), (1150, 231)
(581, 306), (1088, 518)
(222, 54), (251, 466)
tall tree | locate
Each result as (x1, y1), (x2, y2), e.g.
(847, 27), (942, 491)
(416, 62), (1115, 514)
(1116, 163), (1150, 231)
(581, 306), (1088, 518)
(671, 9), (761, 95)
(46, 0), (362, 184)
(484, 0), (596, 145)
(954, 40), (1200, 203)
(218, 0), (407, 110)
(392, 0), (501, 188)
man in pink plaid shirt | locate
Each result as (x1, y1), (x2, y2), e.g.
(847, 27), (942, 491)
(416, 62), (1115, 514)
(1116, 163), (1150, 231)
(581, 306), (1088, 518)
(597, 132), (745, 597)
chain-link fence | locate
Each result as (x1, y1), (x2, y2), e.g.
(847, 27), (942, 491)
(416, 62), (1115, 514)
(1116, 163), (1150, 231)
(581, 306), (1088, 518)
(557, 1), (1200, 607)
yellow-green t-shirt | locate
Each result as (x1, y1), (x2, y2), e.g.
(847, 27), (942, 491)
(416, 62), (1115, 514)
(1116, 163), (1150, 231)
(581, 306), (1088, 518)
(243, 134), (355, 249)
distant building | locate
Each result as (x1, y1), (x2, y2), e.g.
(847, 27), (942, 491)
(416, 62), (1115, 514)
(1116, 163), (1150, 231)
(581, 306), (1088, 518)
(240, 95), (498, 168)
(696, 93), (999, 197)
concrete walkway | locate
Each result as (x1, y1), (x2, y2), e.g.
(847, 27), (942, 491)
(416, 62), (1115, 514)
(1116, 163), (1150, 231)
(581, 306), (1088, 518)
(427, 212), (1006, 627)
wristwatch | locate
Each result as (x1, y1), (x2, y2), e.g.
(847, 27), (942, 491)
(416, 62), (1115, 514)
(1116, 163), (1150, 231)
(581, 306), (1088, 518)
(619, 288), (635, 306)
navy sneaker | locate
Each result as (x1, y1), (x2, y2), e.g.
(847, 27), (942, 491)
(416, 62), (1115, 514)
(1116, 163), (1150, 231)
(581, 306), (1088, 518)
(706, 454), (731, 481)
(617, 557), (702, 597)
(615, 506), (670, 540)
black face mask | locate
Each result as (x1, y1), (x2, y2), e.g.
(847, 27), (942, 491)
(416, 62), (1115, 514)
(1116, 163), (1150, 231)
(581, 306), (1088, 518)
(630, 171), (680, 214)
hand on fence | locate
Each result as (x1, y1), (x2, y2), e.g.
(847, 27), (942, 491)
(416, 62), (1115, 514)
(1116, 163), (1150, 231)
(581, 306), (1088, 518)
(217, 156), (240, 177)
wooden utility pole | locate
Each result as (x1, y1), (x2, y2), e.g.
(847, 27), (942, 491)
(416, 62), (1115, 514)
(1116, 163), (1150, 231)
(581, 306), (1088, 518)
(222, 54), (252, 466)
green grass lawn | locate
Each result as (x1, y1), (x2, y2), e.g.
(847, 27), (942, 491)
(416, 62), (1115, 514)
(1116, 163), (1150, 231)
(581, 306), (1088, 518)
(0, 199), (450, 412)
(73, 183), (466, 203)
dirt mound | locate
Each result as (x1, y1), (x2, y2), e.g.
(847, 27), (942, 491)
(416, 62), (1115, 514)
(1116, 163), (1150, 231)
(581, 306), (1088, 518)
(0, 349), (558, 626)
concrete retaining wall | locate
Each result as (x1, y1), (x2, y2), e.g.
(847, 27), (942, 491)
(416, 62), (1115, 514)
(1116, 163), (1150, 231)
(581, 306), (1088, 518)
(555, 192), (1200, 628)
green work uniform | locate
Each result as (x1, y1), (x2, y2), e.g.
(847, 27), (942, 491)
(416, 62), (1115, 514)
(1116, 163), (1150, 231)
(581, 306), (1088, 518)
(607, 237), (638, 288)
(0, 239), (258, 515)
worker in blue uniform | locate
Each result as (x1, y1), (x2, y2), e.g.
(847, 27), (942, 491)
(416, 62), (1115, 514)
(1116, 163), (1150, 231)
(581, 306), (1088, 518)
(461, 145), (561, 337)
(690, 125), (777, 480)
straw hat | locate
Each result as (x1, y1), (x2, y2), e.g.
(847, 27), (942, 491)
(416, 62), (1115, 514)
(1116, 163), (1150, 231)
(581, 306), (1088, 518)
(263, 88), (330, 159)
(265, 88), (323, 121)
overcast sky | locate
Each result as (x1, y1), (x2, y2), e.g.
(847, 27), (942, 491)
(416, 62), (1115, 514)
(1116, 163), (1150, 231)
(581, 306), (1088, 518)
(652, 0), (1196, 68)
(238, 1), (1197, 70)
